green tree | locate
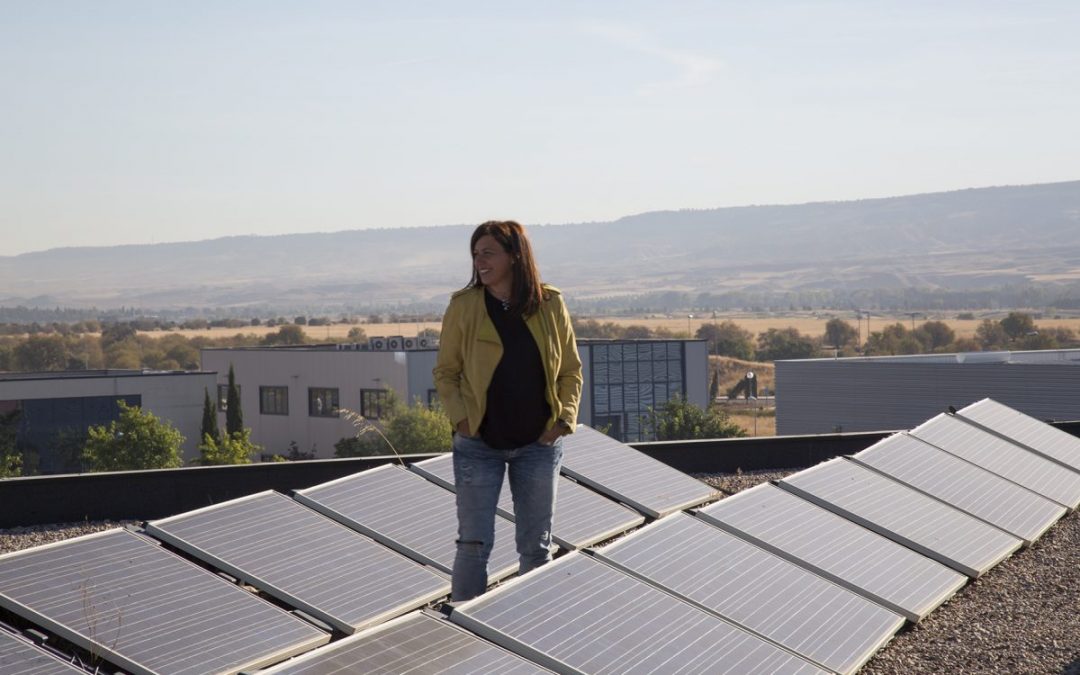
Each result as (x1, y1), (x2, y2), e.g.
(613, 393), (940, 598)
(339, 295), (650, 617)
(0, 409), (22, 478)
(976, 319), (1008, 350)
(201, 387), (220, 445)
(645, 394), (746, 441)
(335, 396), (452, 457)
(261, 325), (307, 346)
(225, 364), (243, 436)
(865, 323), (924, 355)
(1000, 312), (1036, 342)
(195, 429), (259, 466)
(823, 318), (859, 350)
(914, 320), (956, 351)
(13, 334), (68, 371)
(83, 401), (184, 471)
(697, 321), (755, 359)
(755, 327), (816, 361)
(346, 326), (367, 341)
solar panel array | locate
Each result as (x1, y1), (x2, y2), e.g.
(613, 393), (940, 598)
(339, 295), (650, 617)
(591, 512), (904, 674)
(958, 397), (1080, 473)
(5, 400), (1079, 674)
(0, 628), (85, 675)
(779, 458), (1023, 577)
(559, 424), (720, 518)
(410, 453), (645, 550)
(909, 413), (1080, 509)
(145, 491), (450, 634)
(850, 433), (1066, 545)
(294, 464), (521, 582)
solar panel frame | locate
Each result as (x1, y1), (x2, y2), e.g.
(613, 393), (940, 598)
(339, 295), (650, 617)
(0, 528), (329, 675)
(850, 433), (1066, 546)
(778, 458), (1023, 578)
(0, 628), (86, 675)
(590, 512), (905, 675)
(958, 397), (1080, 474)
(450, 551), (829, 675)
(260, 610), (553, 674)
(294, 464), (521, 584)
(145, 490), (451, 634)
(558, 425), (720, 519)
(409, 454), (645, 550)
(695, 482), (967, 623)
(909, 413), (1080, 510)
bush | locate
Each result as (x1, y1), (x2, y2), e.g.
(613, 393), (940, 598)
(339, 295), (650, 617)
(83, 401), (185, 471)
(195, 429), (259, 466)
(645, 394), (746, 441)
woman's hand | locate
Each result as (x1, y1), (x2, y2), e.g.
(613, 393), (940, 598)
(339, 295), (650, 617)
(537, 425), (565, 446)
(456, 420), (472, 437)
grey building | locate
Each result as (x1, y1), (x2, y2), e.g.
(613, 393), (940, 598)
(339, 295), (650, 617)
(0, 369), (217, 473)
(201, 338), (708, 454)
(775, 349), (1080, 435)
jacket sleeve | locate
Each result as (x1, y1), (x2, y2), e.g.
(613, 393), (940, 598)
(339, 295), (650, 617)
(554, 296), (583, 429)
(433, 298), (468, 427)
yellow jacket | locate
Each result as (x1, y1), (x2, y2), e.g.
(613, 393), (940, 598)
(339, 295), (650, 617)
(433, 285), (583, 436)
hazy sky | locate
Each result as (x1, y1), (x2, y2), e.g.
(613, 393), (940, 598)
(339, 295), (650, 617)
(3, 1), (1078, 255)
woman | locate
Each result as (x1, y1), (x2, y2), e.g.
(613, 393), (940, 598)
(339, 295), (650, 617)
(434, 220), (582, 602)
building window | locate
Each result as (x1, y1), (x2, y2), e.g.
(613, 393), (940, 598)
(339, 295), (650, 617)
(260, 386), (289, 415)
(427, 388), (439, 408)
(216, 384), (239, 411)
(590, 341), (685, 443)
(360, 388), (391, 419)
(308, 388), (339, 417)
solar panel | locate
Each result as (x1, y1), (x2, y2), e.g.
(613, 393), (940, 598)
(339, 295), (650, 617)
(909, 413), (1080, 510)
(779, 458), (1023, 578)
(559, 425), (720, 518)
(696, 483), (966, 623)
(0, 628), (85, 674)
(145, 491), (450, 634)
(262, 610), (551, 674)
(591, 512), (904, 675)
(0, 529), (328, 675)
(294, 464), (520, 583)
(958, 398), (1080, 473)
(851, 434), (1066, 545)
(450, 551), (827, 674)
(409, 454), (645, 550)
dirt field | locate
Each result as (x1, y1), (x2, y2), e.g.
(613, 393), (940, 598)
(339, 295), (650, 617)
(153, 313), (1080, 342)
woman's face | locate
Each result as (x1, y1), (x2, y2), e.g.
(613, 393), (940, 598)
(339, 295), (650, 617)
(473, 234), (513, 289)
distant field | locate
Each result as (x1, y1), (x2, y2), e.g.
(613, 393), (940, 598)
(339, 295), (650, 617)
(150, 313), (1080, 342)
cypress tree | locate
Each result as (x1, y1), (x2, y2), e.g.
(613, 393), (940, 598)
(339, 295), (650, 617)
(226, 364), (243, 436)
(201, 387), (220, 444)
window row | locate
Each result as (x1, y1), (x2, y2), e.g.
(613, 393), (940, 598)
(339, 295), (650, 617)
(230, 386), (397, 419)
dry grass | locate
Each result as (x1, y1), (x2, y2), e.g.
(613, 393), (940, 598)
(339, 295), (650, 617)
(724, 408), (776, 437)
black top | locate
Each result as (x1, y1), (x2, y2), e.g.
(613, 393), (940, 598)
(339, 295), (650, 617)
(479, 290), (551, 449)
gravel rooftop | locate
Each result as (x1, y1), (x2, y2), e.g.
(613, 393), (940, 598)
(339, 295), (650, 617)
(2, 469), (1078, 674)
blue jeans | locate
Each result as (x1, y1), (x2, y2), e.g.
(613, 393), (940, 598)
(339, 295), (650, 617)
(451, 432), (562, 602)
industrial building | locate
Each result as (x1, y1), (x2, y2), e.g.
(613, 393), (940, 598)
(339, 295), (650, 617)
(201, 338), (707, 454)
(775, 348), (1080, 435)
(0, 369), (217, 472)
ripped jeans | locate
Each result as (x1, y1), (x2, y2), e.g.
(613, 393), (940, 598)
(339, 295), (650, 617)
(451, 432), (562, 602)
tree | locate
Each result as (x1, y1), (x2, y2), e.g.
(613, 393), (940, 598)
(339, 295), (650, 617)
(865, 323), (923, 355)
(823, 319), (859, 350)
(13, 335), (68, 371)
(755, 327), (816, 361)
(346, 326), (367, 341)
(976, 319), (1008, 350)
(201, 387), (220, 445)
(1000, 312), (1036, 342)
(0, 409), (21, 478)
(335, 396), (452, 457)
(696, 321), (755, 359)
(709, 371), (720, 402)
(914, 320), (955, 351)
(645, 394), (745, 441)
(225, 364), (242, 437)
(622, 325), (653, 339)
(83, 401), (184, 471)
(261, 325), (306, 346)
(195, 429), (259, 466)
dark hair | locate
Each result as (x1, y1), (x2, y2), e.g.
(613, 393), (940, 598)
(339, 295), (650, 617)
(468, 220), (544, 316)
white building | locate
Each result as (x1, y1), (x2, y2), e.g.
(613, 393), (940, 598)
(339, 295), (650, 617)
(0, 369), (217, 473)
(201, 338), (708, 454)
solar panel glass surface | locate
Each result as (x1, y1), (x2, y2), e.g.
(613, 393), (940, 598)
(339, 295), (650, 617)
(909, 414), (1080, 509)
(779, 458), (1023, 578)
(958, 398), (1080, 473)
(559, 425), (719, 518)
(0, 529), (328, 675)
(410, 454), (644, 550)
(261, 611), (551, 674)
(295, 465), (520, 582)
(851, 434), (1066, 545)
(145, 491), (450, 634)
(0, 629), (85, 674)
(592, 513), (904, 674)
(451, 552), (828, 675)
(696, 483), (967, 622)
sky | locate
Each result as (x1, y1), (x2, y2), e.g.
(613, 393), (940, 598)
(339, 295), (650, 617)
(2, 1), (1079, 255)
